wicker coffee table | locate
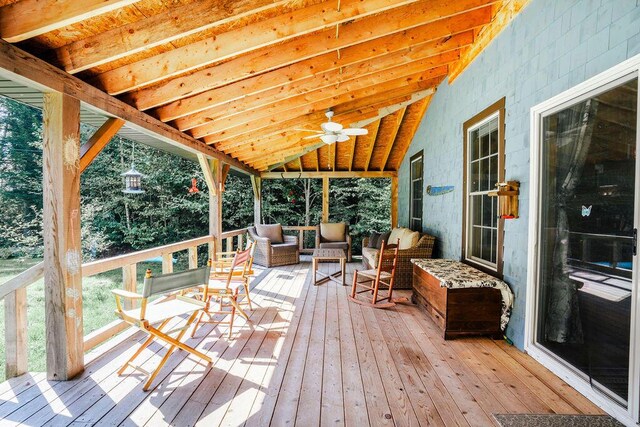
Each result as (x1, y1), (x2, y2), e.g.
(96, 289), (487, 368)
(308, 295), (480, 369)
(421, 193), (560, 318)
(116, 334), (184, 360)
(312, 248), (347, 286)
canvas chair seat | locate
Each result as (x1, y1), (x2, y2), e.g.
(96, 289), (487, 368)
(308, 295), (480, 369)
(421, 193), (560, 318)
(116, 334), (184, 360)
(206, 278), (245, 291)
(121, 298), (201, 325)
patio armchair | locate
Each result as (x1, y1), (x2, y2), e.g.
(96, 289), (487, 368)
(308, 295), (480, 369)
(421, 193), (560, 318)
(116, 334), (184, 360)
(362, 227), (435, 290)
(315, 222), (352, 262)
(247, 224), (299, 267)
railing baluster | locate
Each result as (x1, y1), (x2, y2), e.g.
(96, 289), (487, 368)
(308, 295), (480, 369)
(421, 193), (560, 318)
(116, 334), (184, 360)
(122, 264), (137, 309)
(226, 237), (233, 252)
(299, 229), (304, 252)
(188, 246), (198, 269)
(237, 234), (244, 251)
(162, 253), (173, 274)
(4, 288), (27, 379)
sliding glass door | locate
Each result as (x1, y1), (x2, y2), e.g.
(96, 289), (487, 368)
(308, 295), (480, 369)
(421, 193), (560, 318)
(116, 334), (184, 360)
(535, 75), (638, 408)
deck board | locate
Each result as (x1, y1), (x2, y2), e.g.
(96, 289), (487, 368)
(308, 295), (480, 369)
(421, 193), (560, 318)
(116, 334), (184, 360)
(0, 261), (604, 426)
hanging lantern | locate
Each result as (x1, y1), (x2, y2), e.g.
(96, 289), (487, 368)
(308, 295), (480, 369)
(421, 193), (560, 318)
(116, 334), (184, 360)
(188, 177), (199, 194)
(121, 163), (145, 194)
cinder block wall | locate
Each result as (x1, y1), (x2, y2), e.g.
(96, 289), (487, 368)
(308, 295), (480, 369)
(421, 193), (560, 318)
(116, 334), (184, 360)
(398, 0), (640, 348)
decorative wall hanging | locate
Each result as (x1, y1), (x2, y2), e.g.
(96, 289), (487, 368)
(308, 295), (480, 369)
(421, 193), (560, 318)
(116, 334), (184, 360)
(426, 185), (454, 196)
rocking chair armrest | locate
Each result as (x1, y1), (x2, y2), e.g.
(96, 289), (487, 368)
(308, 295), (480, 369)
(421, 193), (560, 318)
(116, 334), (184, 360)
(112, 289), (144, 299)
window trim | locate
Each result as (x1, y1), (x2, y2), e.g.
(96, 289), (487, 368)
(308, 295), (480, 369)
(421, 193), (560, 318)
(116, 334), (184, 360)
(409, 150), (424, 231)
(462, 98), (506, 278)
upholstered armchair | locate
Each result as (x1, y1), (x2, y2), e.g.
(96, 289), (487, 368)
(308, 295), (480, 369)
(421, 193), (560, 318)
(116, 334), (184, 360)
(247, 224), (299, 267)
(315, 222), (352, 262)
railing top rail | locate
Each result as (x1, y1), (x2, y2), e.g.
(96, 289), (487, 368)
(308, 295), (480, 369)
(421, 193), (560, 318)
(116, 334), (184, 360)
(221, 228), (248, 239)
(0, 261), (44, 300)
(282, 225), (318, 231)
(82, 235), (211, 277)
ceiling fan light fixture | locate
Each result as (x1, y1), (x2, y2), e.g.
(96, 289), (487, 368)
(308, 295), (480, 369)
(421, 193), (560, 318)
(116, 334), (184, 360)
(321, 134), (338, 144)
(337, 133), (350, 142)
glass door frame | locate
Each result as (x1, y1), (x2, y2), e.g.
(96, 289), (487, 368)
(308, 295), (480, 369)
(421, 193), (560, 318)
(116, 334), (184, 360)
(526, 54), (640, 426)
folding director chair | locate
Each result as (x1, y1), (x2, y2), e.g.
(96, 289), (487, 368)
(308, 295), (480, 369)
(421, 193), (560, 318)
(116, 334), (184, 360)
(212, 241), (256, 310)
(191, 244), (253, 339)
(112, 263), (212, 391)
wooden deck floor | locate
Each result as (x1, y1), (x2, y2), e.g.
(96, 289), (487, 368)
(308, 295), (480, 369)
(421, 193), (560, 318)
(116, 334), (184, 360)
(0, 261), (603, 426)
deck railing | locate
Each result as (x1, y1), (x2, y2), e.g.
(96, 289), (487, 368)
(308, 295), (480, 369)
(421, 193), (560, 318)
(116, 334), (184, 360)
(0, 225), (315, 379)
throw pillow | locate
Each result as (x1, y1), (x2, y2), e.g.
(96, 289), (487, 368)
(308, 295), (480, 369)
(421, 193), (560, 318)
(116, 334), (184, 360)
(368, 232), (381, 248)
(399, 230), (420, 250)
(320, 222), (346, 242)
(255, 223), (284, 243)
(377, 231), (391, 249)
(388, 227), (407, 247)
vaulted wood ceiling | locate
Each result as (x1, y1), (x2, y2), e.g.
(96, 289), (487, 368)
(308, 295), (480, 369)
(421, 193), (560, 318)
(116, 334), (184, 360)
(0, 0), (528, 173)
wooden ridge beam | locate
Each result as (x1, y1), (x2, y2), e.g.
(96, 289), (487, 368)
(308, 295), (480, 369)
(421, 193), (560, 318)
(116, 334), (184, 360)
(79, 118), (125, 172)
(212, 87), (436, 151)
(173, 49), (460, 131)
(54, 0), (288, 74)
(0, 0), (141, 43)
(0, 40), (258, 175)
(125, 4), (490, 111)
(154, 31), (472, 121)
(262, 171), (397, 179)
(93, 0), (430, 95)
(190, 64), (448, 140)
(449, 0), (531, 83)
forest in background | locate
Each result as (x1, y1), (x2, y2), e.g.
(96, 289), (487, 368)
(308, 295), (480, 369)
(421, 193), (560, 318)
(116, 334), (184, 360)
(0, 96), (391, 261)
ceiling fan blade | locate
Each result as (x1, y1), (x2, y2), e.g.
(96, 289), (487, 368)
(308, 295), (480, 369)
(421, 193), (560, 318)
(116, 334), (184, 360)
(336, 133), (350, 143)
(320, 134), (339, 144)
(342, 127), (368, 136)
(303, 134), (322, 140)
(321, 121), (343, 133)
(293, 128), (323, 133)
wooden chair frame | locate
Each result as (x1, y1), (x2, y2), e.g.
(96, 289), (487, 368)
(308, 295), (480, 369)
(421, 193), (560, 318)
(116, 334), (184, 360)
(192, 243), (254, 339)
(349, 241), (404, 308)
(112, 264), (212, 391)
(213, 241), (256, 310)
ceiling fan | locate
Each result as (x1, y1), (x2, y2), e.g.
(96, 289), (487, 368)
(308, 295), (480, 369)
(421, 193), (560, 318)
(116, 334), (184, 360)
(297, 109), (368, 144)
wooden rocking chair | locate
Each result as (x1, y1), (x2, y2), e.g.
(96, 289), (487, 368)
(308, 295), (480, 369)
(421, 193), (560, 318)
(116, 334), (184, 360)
(112, 264), (212, 391)
(191, 244), (254, 339)
(349, 241), (404, 308)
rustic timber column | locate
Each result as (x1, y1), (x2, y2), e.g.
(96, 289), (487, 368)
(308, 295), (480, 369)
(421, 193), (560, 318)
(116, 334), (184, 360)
(42, 92), (84, 380)
(251, 176), (261, 225)
(391, 176), (398, 228)
(4, 288), (27, 378)
(322, 176), (329, 223)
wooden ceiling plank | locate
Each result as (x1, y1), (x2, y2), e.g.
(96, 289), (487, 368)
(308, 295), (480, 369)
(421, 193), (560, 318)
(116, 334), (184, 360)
(92, 0), (440, 94)
(154, 31), (472, 121)
(0, 0), (142, 43)
(95, 0), (494, 95)
(190, 65), (447, 139)
(54, 0), (288, 74)
(210, 86), (436, 149)
(449, 0), (531, 82)
(128, 7), (485, 111)
(0, 39), (257, 175)
(387, 97), (432, 170)
(378, 107), (407, 171)
(172, 49), (459, 130)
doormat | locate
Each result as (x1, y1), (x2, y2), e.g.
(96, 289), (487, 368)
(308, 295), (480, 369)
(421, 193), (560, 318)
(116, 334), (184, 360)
(492, 414), (624, 427)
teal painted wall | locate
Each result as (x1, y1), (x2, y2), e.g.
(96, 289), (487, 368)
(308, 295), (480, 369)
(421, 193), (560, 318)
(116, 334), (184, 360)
(398, 0), (640, 349)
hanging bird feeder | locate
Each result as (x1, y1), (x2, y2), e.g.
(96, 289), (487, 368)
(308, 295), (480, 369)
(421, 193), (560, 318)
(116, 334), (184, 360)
(121, 163), (145, 194)
(188, 177), (199, 194)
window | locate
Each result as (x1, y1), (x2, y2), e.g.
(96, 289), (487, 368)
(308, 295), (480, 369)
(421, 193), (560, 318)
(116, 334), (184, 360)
(409, 151), (423, 231)
(462, 99), (505, 275)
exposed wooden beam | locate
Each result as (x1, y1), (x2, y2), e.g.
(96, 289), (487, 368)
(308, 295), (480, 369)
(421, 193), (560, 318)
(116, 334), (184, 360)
(93, 0), (430, 94)
(449, 0), (531, 82)
(197, 154), (216, 196)
(157, 35), (467, 122)
(262, 171), (397, 179)
(174, 50), (459, 131)
(126, 4), (488, 111)
(191, 65), (447, 140)
(387, 97), (432, 170)
(363, 121), (382, 171)
(79, 118), (125, 173)
(54, 0), (287, 74)
(221, 164), (231, 191)
(42, 92), (84, 380)
(378, 107), (407, 171)
(0, 40), (258, 175)
(0, 0), (141, 43)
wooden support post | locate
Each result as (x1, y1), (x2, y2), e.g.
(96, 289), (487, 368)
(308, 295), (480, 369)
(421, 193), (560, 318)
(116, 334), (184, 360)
(391, 176), (398, 229)
(42, 92), (84, 380)
(4, 288), (27, 379)
(122, 264), (137, 309)
(251, 176), (261, 225)
(198, 154), (223, 260)
(322, 176), (329, 223)
(162, 253), (173, 274)
(188, 247), (198, 269)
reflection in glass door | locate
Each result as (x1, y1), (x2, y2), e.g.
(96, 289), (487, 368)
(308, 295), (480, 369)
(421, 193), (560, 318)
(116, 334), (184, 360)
(536, 77), (637, 405)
